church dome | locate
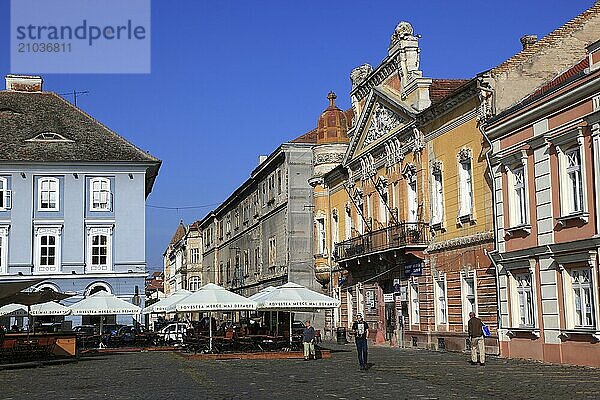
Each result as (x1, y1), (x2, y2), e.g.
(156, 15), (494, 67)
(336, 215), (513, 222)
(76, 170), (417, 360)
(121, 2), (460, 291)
(317, 92), (349, 144)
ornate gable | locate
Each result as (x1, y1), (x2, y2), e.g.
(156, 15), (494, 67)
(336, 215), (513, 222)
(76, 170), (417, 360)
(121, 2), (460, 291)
(344, 89), (415, 165)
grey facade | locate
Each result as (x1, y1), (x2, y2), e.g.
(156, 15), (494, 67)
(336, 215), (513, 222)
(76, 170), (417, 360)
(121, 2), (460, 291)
(199, 140), (321, 325)
(0, 75), (160, 326)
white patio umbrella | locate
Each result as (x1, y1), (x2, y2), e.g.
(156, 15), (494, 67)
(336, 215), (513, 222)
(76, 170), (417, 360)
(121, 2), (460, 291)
(30, 301), (71, 316)
(69, 291), (140, 346)
(255, 282), (341, 345)
(142, 289), (191, 314)
(172, 283), (257, 351)
(0, 303), (28, 317)
(248, 286), (278, 334)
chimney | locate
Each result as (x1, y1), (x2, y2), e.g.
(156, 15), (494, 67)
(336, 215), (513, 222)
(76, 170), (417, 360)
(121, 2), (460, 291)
(258, 155), (268, 165)
(520, 35), (538, 51)
(5, 75), (43, 92)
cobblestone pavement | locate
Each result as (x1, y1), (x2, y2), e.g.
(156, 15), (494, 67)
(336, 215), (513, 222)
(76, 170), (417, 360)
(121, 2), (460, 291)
(2, 342), (600, 399)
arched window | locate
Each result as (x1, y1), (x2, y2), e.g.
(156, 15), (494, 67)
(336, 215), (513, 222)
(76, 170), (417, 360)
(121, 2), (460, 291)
(90, 177), (111, 211)
(38, 177), (59, 211)
(86, 282), (112, 296)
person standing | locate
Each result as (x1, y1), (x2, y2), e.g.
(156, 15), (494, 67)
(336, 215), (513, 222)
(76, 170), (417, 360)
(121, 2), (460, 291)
(468, 311), (485, 366)
(352, 314), (369, 370)
(302, 320), (316, 360)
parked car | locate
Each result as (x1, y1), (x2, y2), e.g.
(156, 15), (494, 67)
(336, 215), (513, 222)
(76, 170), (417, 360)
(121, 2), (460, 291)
(157, 322), (191, 344)
(73, 325), (96, 336)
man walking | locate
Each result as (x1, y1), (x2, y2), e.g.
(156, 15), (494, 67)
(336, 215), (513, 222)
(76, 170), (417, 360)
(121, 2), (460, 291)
(468, 311), (485, 366)
(302, 320), (315, 360)
(352, 314), (369, 370)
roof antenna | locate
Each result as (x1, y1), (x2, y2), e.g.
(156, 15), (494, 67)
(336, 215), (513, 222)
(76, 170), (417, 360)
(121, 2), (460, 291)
(58, 90), (89, 106)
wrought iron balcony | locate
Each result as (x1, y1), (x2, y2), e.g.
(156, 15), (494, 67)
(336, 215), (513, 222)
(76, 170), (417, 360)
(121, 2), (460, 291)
(334, 221), (430, 262)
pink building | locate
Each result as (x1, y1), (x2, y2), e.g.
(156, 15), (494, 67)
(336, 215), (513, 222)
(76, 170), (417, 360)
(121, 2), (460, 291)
(485, 41), (600, 366)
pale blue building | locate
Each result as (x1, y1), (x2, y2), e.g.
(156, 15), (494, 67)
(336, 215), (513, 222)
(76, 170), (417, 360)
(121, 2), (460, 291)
(0, 75), (161, 327)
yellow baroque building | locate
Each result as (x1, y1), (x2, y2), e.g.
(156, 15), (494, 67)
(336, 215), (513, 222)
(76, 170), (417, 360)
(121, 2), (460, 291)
(312, 21), (497, 352)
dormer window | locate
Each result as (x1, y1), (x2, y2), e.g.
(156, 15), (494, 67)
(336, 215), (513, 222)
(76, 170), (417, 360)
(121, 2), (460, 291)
(90, 177), (111, 211)
(26, 132), (73, 142)
(38, 177), (59, 211)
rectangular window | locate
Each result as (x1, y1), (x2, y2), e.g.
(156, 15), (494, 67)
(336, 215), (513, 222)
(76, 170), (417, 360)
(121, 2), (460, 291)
(90, 177), (111, 211)
(189, 248), (200, 264)
(431, 172), (443, 225)
(410, 280), (419, 326)
(435, 277), (448, 325)
(0, 227), (6, 274)
(345, 206), (352, 240)
(512, 167), (527, 226)
(268, 237), (276, 267)
(317, 217), (326, 254)
(571, 268), (595, 328)
(226, 260), (231, 283)
(0, 178), (11, 211)
(332, 211), (339, 244)
(407, 178), (418, 223)
(35, 226), (61, 273)
(88, 227), (112, 272)
(188, 276), (200, 291)
(277, 170), (282, 195)
(459, 160), (473, 217)
(38, 177), (59, 211)
(565, 148), (584, 214)
(462, 274), (477, 327)
(515, 273), (534, 327)
(254, 247), (260, 273)
(244, 249), (249, 276)
(379, 191), (388, 227)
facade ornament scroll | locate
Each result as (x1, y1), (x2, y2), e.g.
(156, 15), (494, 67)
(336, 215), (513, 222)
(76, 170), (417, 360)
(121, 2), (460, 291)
(350, 64), (373, 90)
(477, 73), (495, 122)
(458, 147), (473, 163)
(363, 103), (402, 147)
(432, 160), (443, 175)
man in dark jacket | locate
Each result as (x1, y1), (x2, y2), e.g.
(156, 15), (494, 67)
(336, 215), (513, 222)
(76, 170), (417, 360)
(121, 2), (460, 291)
(302, 320), (315, 360)
(352, 314), (369, 370)
(468, 312), (485, 365)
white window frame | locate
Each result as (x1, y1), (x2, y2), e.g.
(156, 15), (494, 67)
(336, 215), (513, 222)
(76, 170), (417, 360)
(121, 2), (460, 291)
(38, 177), (59, 211)
(0, 177), (11, 211)
(458, 150), (474, 219)
(461, 271), (477, 330)
(34, 225), (62, 274)
(90, 177), (111, 212)
(562, 266), (597, 330)
(407, 177), (418, 224)
(188, 276), (201, 292)
(409, 278), (419, 327)
(554, 130), (589, 223)
(316, 216), (326, 255)
(431, 162), (444, 227)
(511, 271), (536, 328)
(189, 248), (200, 264)
(86, 226), (113, 273)
(0, 226), (8, 275)
(434, 274), (448, 326)
(268, 236), (276, 267)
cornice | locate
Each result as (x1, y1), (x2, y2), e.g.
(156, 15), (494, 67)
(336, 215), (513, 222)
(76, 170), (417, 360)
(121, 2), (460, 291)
(426, 231), (494, 253)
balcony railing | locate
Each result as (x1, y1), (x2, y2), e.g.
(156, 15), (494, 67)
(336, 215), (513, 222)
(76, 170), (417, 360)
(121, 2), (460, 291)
(334, 221), (430, 262)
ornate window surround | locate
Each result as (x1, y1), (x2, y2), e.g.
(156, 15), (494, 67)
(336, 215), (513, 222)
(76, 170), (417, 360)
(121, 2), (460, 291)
(549, 127), (590, 225)
(33, 225), (62, 274)
(430, 160), (445, 230)
(86, 225), (113, 273)
(457, 147), (475, 226)
(501, 150), (532, 235)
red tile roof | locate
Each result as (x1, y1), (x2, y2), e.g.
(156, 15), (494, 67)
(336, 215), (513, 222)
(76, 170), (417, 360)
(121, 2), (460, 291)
(430, 79), (470, 104)
(526, 57), (589, 100)
(291, 128), (318, 143)
(169, 221), (186, 245)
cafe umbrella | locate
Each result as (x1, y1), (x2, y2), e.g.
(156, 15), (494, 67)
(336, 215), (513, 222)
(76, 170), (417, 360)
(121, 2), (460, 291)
(170, 283), (257, 352)
(69, 291), (141, 346)
(142, 289), (191, 314)
(254, 282), (341, 346)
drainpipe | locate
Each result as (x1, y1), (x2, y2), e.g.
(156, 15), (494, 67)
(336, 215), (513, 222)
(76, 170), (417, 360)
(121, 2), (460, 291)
(480, 104), (503, 354)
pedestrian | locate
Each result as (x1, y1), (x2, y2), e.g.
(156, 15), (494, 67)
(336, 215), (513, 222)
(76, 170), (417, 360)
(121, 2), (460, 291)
(468, 311), (485, 366)
(352, 314), (369, 370)
(302, 320), (316, 360)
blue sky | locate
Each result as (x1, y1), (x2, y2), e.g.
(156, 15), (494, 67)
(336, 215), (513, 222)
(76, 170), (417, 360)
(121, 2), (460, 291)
(0, 0), (593, 270)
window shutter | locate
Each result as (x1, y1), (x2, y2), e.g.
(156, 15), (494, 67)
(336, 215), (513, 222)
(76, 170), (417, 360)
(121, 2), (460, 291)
(5, 190), (12, 210)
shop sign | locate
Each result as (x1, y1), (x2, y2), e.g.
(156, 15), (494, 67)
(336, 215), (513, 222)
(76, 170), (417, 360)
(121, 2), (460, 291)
(383, 293), (394, 303)
(404, 262), (423, 277)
